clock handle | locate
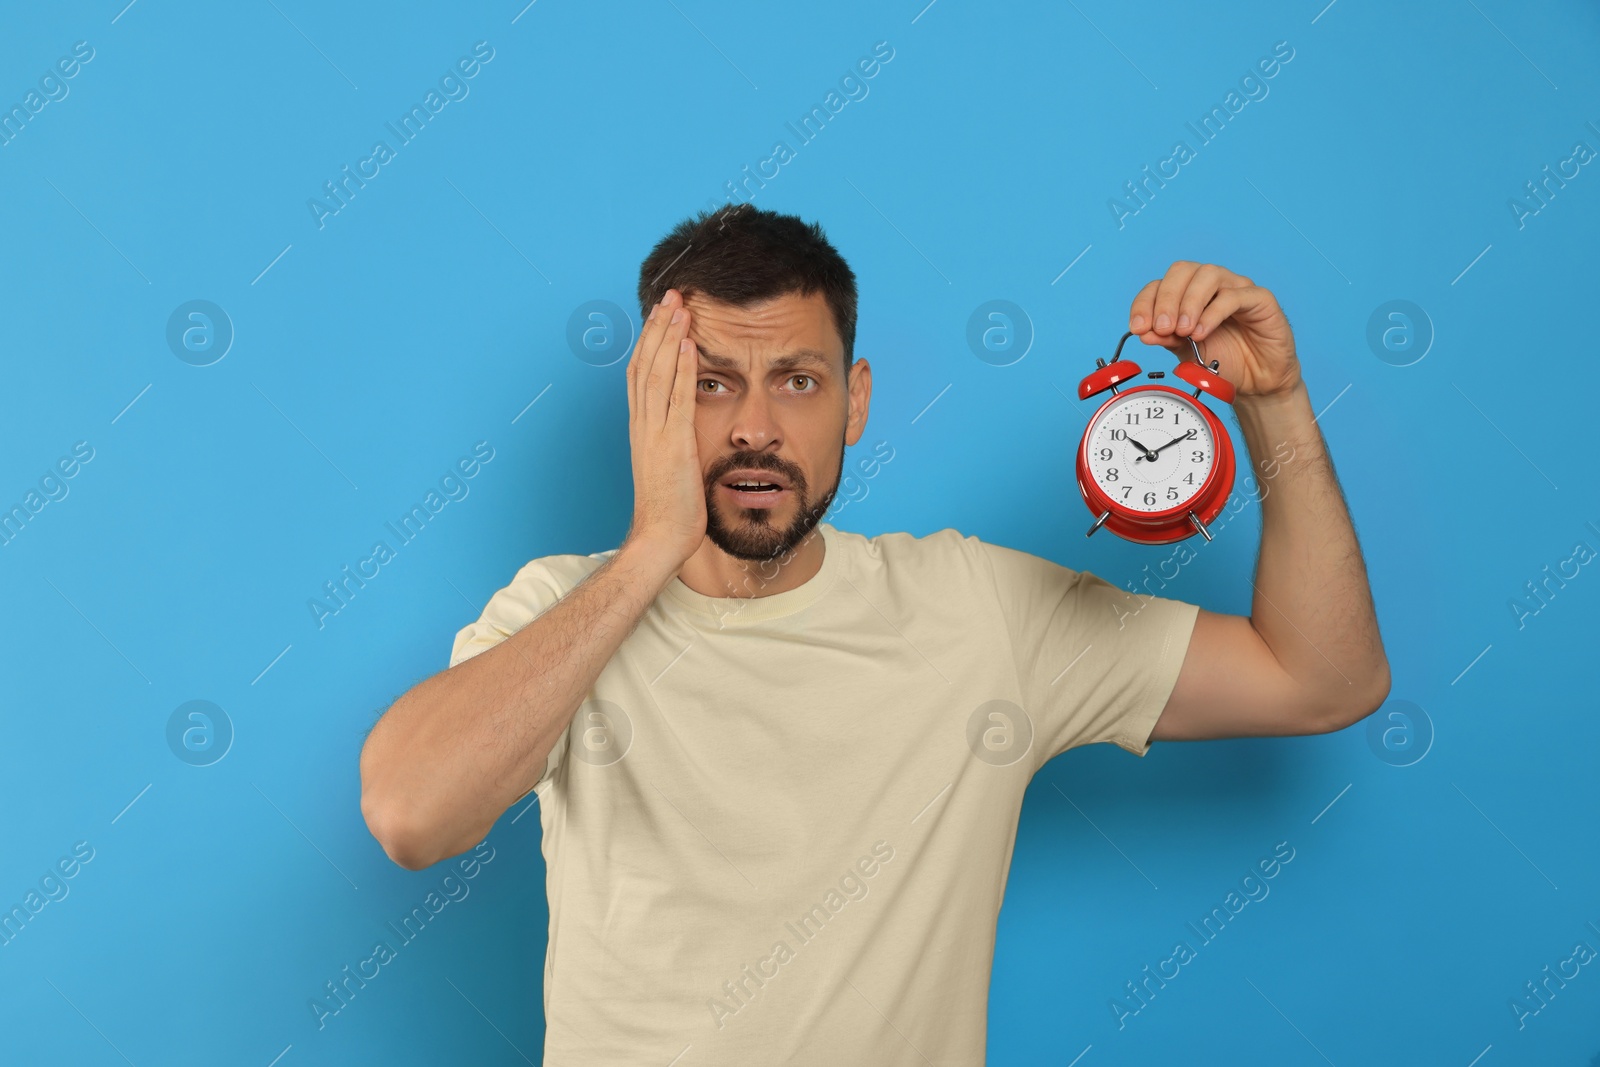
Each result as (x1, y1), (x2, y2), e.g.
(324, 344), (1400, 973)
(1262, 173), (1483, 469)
(1187, 511), (1213, 543)
(1111, 331), (1202, 364)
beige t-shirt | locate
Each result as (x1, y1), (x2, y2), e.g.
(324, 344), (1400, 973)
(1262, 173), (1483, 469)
(449, 521), (1198, 1065)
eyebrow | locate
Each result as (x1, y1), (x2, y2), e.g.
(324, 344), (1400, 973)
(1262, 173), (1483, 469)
(697, 348), (834, 374)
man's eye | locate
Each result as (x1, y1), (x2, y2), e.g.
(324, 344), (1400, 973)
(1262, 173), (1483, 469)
(698, 380), (724, 393)
(789, 375), (814, 391)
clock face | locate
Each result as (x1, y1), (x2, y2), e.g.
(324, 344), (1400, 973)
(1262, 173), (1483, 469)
(1085, 389), (1215, 513)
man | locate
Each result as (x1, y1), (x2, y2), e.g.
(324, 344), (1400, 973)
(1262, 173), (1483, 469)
(359, 204), (1389, 1063)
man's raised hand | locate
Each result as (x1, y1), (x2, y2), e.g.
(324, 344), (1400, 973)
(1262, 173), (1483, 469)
(623, 288), (708, 567)
(1128, 261), (1302, 400)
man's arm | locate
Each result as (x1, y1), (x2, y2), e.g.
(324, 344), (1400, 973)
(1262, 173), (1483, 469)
(1155, 380), (1390, 739)
(361, 286), (708, 869)
(360, 539), (678, 870)
(1120, 262), (1390, 741)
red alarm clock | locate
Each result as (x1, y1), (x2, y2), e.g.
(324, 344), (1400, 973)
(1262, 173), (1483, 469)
(1076, 331), (1236, 545)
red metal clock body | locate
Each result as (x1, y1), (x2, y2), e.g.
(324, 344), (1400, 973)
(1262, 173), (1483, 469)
(1075, 332), (1237, 545)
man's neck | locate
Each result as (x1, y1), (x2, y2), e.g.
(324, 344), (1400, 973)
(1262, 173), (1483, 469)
(676, 527), (826, 599)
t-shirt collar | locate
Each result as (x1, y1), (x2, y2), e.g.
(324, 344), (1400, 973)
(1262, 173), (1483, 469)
(662, 522), (842, 625)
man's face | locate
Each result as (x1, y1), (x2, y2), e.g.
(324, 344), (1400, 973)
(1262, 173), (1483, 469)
(683, 288), (871, 563)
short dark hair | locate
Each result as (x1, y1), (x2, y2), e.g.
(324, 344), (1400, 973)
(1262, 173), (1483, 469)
(636, 203), (858, 369)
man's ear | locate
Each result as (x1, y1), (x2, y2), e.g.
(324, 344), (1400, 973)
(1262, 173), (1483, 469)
(844, 357), (872, 447)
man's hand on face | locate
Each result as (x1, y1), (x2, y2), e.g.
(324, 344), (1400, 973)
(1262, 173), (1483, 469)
(624, 288), (709, 567)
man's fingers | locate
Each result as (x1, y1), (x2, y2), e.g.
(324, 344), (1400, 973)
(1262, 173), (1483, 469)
(669, 334), (697, 421)
(644, 300), (691, 428)
(1173, 264), (1226, 335)
(634, 290), (688, 428)
(1128, 279), (1161, 333)
(1193, 285), (1272, 341)
(1150, 261), (1202, 335)
(630, 289), (680, 412)
(628, 295), (664, 412)
(1130, 262), (1255, 336)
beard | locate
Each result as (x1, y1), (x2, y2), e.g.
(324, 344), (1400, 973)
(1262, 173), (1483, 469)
(702, 444), (843, 563)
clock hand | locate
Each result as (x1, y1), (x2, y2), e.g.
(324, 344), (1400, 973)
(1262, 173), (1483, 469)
(1126, 435), (1159, 462)
(1149, 429), (1197, 457)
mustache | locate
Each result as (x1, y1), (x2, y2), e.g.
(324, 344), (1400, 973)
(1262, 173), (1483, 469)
(704, 452), (807, 491)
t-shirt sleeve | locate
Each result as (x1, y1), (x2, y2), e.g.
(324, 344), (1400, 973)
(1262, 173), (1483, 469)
(447, 557), (581, 797)
(976, 539), (1199, 764)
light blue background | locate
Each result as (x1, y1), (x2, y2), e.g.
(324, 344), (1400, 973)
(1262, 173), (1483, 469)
(2, 1), (1597, 1063)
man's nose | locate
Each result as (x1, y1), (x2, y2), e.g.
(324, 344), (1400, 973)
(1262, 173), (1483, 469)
(730, 389), (781, 451)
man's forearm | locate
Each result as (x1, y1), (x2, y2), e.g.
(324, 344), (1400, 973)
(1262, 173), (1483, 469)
(360, 537), (680, 869)
(1234, 380), (1390, 725)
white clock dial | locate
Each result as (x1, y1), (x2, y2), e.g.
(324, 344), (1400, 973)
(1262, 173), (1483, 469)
(1085, 390), (1214, 513)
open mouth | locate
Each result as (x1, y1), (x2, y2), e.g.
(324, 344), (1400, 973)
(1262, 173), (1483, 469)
(719, 473), (792, 509)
